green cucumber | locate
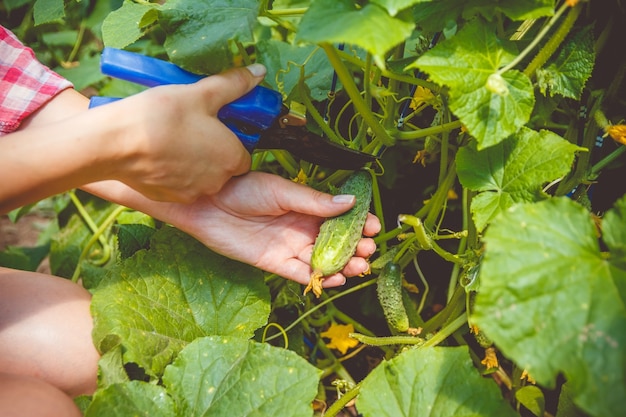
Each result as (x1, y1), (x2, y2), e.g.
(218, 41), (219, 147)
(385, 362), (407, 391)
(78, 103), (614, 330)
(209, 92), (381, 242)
(304, 170), (373, 297)
(377, 262), (410, 333)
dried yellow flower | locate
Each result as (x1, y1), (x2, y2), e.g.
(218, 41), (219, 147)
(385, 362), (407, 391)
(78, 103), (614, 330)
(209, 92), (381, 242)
(481, 346), (499, 369)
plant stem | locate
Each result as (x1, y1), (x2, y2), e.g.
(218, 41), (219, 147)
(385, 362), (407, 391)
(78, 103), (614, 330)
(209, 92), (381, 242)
(370, 173), (387, 252)
(324, 382), (362, 417)
(335, 49), (441, 91)
(265, 279), (377, 342)
(395, 120), (463, 141)
(264, 7), (307, 16)
(71, 205), (127, 283)
(422, 313), (467, 347)
(421, 284), (465, 334)
(67, 22), (86, 64)
(523, 2), (582, 77)
(424, 159), (457, 229)
(590, 146), (626, 177)
(498, 2), (569, 75)
(321, 43), (395, 146)
(69, 191), (110, 259)
(349, 333), (424, 346)
(298, 76), (344, 144)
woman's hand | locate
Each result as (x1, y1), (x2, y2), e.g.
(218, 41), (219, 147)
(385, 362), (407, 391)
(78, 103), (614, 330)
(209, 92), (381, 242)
(85, 171), (381, 288)
(1, 64), (266, 213)
(173, 171), (381, 287)
(91, 64), (267, 203)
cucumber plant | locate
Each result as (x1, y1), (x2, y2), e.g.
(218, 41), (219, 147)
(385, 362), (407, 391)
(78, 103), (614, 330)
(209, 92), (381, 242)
(2, 1), (626, 417)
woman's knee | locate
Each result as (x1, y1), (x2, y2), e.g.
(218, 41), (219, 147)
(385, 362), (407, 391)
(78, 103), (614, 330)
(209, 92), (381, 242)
(0, 268), (100, 396)
(0, 372), (83, 417)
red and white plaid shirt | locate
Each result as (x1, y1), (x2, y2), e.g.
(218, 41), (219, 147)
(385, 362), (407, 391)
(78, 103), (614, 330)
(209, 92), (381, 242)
(0, 25), (73, 135)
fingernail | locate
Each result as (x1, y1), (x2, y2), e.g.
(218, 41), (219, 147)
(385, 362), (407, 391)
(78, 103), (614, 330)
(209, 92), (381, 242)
(246, 63), (266, 77)
(332, 194), (355, 204)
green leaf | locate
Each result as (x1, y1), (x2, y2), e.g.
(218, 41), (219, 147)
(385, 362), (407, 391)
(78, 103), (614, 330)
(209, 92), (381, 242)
(116, 224), (155, 260)
(370, 0), (426, 17)
(162, 336), (321, 417)
(411, 19), (535, 147)
(515, 385), (545, 417)
(357, 346), (517, 417)
(4, 0), (32, 12)
(296, 0), (415, 68)
(33, 0), (65, 25)
(54, 53), (107, 91)
(85, 381), (176, 417)
(412, 1), (464, 33)
(41, 30), (79, 47)
(102, 0), (159, 49)
(537, 26), (595, 100)
(556, 382), (593, 417)
(473, 197), (626, 417)
(96, 338), (130, 388)
(157, 0), (259, 75)
(0, 244), (50, 272)
(255, 39), (334, 101)
(456, 127), (583, 231)
(91, 227), (270, 378)
(50, 193), (118, 278)
(465, 0), (555, 21)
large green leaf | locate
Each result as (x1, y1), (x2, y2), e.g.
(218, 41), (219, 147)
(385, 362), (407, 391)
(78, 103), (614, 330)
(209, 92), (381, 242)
(158, 0), (259, 74)
(370, 0), (427, 16)
(91, 226), (270, 378)
(101, 0), (159, 49)
(473, 197), (626, 417)
(255, 39), (333, 101)
(33, 0), (64, 25)
(357, 346), (517, 417)
(85, 381), (176, 417)
(296, 0), (415, 68)
(456, 127), (583, 231)
(465, 0), (555, 21)
(411, 19), (535, 148)
(412, 0), (554, 35)
(49, 193), (119, 279)
(162, 336), (321, 417)
(537, 25), (595, 100)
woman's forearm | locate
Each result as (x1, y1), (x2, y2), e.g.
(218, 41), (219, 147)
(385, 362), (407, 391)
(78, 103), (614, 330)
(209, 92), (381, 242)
(0, 90), (128, 213)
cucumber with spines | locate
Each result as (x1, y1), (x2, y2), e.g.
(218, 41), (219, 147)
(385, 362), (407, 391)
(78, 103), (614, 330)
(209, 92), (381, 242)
(377, 262), (410, 333)
(304, 170), (373, 297)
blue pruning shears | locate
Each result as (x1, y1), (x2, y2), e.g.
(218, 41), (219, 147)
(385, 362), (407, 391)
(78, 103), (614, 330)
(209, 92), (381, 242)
(89, 48), (377, 170)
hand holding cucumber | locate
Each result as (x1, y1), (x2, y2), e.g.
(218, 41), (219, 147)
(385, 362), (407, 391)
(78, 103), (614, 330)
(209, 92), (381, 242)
(125, 171), (381, 289)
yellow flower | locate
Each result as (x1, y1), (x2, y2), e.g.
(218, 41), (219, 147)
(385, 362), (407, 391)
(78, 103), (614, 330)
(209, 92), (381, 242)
(521, 369), (536, 384)
(481, 346), (499, 369)
(410, 86), (436, 110)
(292, 169), (308, 184)
(320, 323), (360, 354)
(566, 0), (579, 6)
(607, 124), (626, 145)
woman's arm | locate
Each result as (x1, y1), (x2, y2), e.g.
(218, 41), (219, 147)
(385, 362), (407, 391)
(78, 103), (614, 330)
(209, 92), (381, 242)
(0, 65), (266, 213)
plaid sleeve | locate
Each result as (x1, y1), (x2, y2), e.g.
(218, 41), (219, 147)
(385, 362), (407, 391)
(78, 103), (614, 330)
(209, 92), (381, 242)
(0, 25), (73, 135)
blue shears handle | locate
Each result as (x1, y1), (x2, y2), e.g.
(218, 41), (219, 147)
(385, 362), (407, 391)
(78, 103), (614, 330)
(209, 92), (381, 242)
(89, 47), (283, 151)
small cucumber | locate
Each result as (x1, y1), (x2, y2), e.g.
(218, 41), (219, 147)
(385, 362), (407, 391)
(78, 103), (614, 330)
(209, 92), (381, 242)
(304, 170), (372, 297)
(377, 262), (410, 333)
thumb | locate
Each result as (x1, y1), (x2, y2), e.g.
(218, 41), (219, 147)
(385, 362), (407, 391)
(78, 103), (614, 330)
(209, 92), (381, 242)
(199, 63), (267, 113)
(271, 177), (357, 218)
